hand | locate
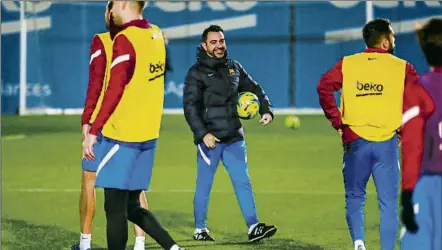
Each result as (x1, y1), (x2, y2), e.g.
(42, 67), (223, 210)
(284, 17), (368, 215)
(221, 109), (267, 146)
(401, 190), (419, 233)
(338, 129), (343, 137)
(82, 124), (91, 140)
(203, 133), (219, 149)
(83, 133), (97, 161)
(259, 113), (273, 126)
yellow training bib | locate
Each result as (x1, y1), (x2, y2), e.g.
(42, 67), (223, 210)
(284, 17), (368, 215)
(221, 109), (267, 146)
(102, 25), (166, 142)
(340, 52), (406, 141)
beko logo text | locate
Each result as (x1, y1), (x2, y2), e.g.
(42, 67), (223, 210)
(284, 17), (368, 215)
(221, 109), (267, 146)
(356, 81), (384, 97)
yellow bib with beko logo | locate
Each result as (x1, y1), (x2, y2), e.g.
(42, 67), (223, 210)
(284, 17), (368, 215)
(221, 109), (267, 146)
(102, 24), (166, 142)
(340, 52), (406, 142)
(89, 32), (113, 124)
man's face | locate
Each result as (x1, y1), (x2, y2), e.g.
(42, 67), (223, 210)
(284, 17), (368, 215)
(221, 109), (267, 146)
(202, 31), (226, 59)
(387, 26), (396, 54)
(111, 1), (125, 26)
(105, 2), (112, 30)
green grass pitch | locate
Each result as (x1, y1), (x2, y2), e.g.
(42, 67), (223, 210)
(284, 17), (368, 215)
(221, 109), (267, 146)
(2, 114), (400, 250)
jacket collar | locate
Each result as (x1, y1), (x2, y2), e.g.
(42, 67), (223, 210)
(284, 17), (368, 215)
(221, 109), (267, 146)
(196, 46), (229, 69)
(364, 48), (388, 53)
(122, 18), (151, 29)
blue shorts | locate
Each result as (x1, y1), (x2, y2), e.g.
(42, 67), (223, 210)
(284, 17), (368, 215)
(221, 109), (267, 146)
(94, 136), (157, 191)
(81, 132), (103, 172)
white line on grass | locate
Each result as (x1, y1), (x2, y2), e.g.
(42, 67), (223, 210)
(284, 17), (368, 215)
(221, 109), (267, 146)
(4, 188), (375, 196)
(1, 134), (27, 141)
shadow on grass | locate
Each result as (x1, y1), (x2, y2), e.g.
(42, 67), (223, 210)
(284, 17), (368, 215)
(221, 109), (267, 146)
(215, 238), (325, 250)
(2, 214), (324, 250)
(145, 220), (325, 250)
(2, 218), (85, 250)
(1, 206), (195, 250)
(147, 238), (325, 250)
(211, 230), (325, 250)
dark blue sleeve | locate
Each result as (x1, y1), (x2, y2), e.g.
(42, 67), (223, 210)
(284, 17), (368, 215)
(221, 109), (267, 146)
(183, 67), (207, 141)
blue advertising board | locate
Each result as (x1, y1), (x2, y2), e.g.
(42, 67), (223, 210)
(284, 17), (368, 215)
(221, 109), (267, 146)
(1, 1), (441, 114)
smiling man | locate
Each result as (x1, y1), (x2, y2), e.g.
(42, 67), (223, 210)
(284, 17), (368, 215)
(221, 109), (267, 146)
(183, 24), (277, 243)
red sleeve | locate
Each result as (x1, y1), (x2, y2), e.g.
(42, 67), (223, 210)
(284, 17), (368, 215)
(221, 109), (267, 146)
(89, 35), (136, 136)
(317, 59), (343, 130)
(404, 63), (420, 87)
(401, 82), (435, 191)
(81, 35), (107, 126)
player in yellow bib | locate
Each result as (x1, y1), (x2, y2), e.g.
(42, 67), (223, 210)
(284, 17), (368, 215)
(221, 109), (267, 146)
(75, 2), (148, 250)
(83, 1), (185, 250)
(317, 19), (419, 250)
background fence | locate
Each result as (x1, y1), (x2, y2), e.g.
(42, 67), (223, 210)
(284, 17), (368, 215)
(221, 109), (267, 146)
(1, 1), (441, 114)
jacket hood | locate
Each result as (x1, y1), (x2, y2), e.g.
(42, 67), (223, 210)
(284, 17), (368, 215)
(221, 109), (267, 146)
(196, 46), (229, 69)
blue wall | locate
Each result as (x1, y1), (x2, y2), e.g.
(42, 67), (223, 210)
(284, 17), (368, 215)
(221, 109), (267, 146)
(1, 1), (441, 114)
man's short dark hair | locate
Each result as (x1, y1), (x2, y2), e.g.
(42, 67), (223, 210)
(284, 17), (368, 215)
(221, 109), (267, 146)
(417, 18), (442, 67)
(362, 18), (392, 48)
(201, 25), (224, 42)
(106, 1), (113, 12)
(136, 1), (146, 11)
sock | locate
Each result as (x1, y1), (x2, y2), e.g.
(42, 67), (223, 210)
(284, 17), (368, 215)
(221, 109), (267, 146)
(135, 236), (145, 244)
(248, 223), (258, 234)
(170, 245), (180, 250)
(354, 239), (364, 245)
(134, 236), (146, 250)
(79, 233), (91, 250)
(194, 228), (208, 234)
(135, 236), (146, 249)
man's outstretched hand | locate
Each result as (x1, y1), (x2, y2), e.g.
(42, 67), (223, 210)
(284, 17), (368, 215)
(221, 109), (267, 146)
(259, 113), (273, 126)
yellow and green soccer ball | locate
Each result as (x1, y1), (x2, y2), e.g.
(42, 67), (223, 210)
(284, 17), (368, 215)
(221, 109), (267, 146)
(237, 92), (260, 120)
(285, 115), (301, 129)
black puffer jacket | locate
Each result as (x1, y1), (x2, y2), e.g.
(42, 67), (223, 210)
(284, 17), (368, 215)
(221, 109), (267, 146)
(183, 47), (273, 145)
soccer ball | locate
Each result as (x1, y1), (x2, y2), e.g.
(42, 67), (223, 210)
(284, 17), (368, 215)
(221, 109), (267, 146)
(237, 92), (260, 120)
(284, 115), (301, 130)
